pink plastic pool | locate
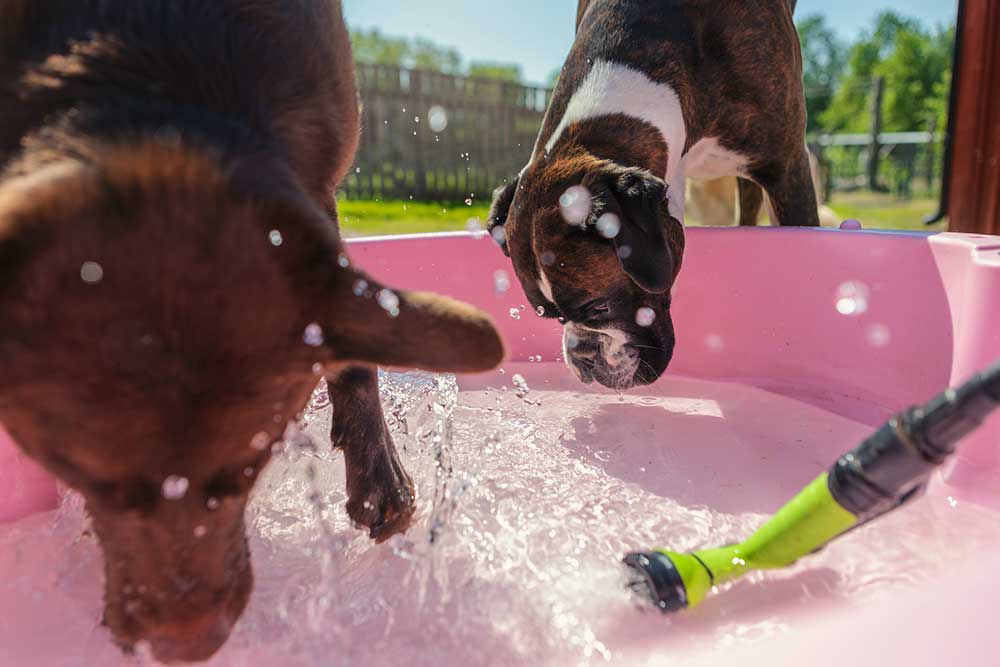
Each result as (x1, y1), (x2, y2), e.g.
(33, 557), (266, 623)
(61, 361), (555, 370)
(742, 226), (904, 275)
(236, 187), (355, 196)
(3, 227), (1000, 666)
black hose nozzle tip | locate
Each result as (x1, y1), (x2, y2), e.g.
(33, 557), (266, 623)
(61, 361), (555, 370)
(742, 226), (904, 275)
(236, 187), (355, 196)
(623, 551), (689, 614)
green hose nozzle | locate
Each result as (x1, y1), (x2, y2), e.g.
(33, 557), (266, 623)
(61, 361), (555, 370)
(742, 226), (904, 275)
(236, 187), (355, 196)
(625, 359), (1000, 614)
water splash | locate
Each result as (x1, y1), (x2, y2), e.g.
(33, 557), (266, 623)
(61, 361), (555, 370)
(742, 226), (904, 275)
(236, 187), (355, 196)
(161, 476), (189, 501)
(559, 186), (592, 227)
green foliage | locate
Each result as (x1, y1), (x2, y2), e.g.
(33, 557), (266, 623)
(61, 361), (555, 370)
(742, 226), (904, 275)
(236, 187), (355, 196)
(467, 62), (523, 83)
(350, 29), (521, 83)
(797, 14), (846, 132)
(817, 11), (954, 134)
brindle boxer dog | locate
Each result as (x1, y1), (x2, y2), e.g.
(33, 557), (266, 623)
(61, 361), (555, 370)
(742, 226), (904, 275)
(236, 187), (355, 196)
(0, 1), (502, 662)
(488, 0), (817, 389)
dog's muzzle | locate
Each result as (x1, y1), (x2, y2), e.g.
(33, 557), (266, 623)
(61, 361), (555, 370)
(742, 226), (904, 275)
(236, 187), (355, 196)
(563, 323), (671, 390)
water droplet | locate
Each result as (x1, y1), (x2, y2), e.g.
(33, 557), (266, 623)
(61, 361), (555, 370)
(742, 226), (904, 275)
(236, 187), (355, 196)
(466, 217), (483, 233)
(80, 261), (103, 285)
(509, 308), (521, 320)
(706, 334), (724, 351)
(312, 362), (324, 375)
(559, 185), (592, 226)
(491, 225), (507, 246)
(617, 245), (632, 260)
(428, 105), (449, 132)
(595, 450), (612, 462)
(635, 307), (656, 327)
(193, 525), (208, 538)
(536, 305), (546, 317)
(565, 331), (580, 350)
(243, 467), (255, 478)
(499, 368), (506, 375)
(947, 496), (959, 508)
(512, 373), (531, 399)
(355, 167), (361, 174)
(540, 250), (556, 266)
(377, 289), (400, 318)
(464, 198), (474, 206)
(840, 219), (863, 230)
(337, 253), (350, 268)
(250, 432), (271, 451)
(835, 281), (871, 316)
(596, 213), (621, 239)
(161, 475), (189, 501)
(867, 323), (891, 348)
(269, 230), (283, 247)
(414, 116), (420, 124)
(206, 497), (220, 510)
(494, 269), (511, 295)
(353, 279), (369, 297)
(303, 323), (324, 347)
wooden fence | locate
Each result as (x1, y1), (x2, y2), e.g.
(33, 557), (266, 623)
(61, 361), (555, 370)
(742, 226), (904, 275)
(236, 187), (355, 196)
(339, 63), (551, 202)
(342, 65), (943, 204)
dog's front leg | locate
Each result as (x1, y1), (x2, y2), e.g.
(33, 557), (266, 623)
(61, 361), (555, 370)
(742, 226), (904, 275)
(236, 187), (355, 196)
(326, 366), (416, 542)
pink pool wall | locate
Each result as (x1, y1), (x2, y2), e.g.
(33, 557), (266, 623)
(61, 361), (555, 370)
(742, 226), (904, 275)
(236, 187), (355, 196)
(3, 227), (1000, 519)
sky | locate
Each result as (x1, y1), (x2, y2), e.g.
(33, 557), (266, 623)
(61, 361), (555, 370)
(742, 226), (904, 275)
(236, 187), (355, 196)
(342, 0), (958, 85)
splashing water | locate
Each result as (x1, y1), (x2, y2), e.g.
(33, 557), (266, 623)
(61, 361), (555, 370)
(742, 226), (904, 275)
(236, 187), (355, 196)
(80, 261), (104, 285)
(3, 365), (1000, 667)
(493, 270), (511, 296)
(559, 186), (593, 227)
(428, 106), (449, 133)
(509, 308), (522, 320)
(835, 281), (871, 316)
(376, 290), (400, 318)
(596, 213), (622, 239)
(161, 475), (189, 501)
(635, 308), (656, 327)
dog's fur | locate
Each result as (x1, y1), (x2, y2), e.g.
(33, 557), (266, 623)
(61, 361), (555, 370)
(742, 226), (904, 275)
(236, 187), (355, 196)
(489, 0), (817, 389)
(687, 150), (841, 227)
(0, 1), (503, 661)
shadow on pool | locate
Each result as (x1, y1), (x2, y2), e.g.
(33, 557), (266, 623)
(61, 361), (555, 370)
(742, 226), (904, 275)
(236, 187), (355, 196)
(561, 400), (867, 514)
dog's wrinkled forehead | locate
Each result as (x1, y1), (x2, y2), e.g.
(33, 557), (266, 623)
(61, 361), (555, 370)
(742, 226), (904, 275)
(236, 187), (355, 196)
(502, 177), (621, 312)
(487, 158), (683, 324)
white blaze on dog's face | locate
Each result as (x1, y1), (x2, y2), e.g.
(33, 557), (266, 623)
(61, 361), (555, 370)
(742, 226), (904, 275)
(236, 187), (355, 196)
(488, 158), (685, 389)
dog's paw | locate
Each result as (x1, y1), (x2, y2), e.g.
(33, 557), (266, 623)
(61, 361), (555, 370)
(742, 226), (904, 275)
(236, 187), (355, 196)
(345, 454), (416, 542)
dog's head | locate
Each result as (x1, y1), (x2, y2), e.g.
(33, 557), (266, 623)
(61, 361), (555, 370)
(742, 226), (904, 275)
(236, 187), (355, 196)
(488, 157), (684, 389)
(0, 142), (503, 662)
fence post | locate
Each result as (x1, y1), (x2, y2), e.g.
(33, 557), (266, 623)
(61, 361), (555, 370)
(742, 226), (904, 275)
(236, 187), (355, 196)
(411, 69), (428, 200)
(867, 77), (885, 192)
(925, 116), (938, 195)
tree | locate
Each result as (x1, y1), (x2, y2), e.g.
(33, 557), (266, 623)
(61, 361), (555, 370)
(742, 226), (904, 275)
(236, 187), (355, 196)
(819, 11), (954, 134)
(796, 15), (846, 132)
(467, 62), (523, 83)
(350, 29), (522, 83)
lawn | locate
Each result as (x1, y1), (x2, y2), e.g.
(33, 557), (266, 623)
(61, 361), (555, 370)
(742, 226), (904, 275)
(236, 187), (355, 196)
(336, 192), (946, 237)
(338, 198), (489, 236)
(826, 191), (946, 232)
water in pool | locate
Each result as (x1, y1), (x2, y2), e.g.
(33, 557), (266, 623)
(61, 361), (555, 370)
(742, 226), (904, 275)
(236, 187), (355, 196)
(2, 363), (999, 666)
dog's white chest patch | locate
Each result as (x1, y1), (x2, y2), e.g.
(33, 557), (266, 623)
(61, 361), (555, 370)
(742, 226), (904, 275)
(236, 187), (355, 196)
(682, 137), (749, 181)
(545, 59), (749, 187)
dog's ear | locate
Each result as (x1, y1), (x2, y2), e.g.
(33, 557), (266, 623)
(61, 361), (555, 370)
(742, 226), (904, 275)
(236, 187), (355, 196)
(486, 176), (519, 257)
(320, 264), (506, 373)
(584, 166), (684, 294)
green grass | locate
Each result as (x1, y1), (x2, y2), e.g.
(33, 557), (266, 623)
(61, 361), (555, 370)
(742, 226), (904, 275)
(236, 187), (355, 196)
(827, 191), (946, 232)
(337, 192), (947, 236)
(338, 198), (490, 236)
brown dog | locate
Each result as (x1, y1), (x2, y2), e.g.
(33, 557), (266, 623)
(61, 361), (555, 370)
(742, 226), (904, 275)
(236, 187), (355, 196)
(0, 1), (502, 662)
(488, 0), (817, 390)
